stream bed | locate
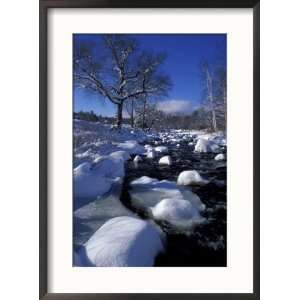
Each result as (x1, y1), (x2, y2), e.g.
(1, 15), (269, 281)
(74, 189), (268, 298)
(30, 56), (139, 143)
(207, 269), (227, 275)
(120, 135), (227, 267)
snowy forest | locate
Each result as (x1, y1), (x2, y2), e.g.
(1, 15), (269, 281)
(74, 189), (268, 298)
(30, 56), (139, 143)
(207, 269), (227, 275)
(73, 34), (227, 267)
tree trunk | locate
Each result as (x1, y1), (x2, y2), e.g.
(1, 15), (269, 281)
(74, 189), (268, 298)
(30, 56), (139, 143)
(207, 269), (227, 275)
(130, 99), (134, 128)
(116, 102), (123, 129)
(206, 67), (218, 132)
(142, 99), (146, 129)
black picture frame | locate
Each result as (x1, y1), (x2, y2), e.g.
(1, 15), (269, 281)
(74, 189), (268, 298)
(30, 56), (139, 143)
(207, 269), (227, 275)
(40, 1), (260, 299)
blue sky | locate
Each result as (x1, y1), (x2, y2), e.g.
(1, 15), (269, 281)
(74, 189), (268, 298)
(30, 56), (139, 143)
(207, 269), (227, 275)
(74, 34), (226, 116)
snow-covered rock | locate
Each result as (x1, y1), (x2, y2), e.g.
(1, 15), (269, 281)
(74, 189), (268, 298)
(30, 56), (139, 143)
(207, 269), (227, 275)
(93, 155), (124, 178)
(177, 170), (209, 186)
(151, 198), (202, 227)
(83, 216), (164, 267)
(146, 150), (156, 159)
(110, 150), (131, 162)
(194, 138), (219, 153)
(188, 142), (194, 146)
(214, 153), (226, 161)
(73, 162), (114, 199)
(154, 146), (168, 153)
(129, 176), (205, 213)
(133, 155), (143, 163)
(117, 140), (145, 155)
(158, 155), (172, 165)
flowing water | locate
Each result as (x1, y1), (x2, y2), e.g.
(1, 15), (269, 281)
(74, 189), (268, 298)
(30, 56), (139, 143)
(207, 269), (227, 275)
(120, 136), (227, 267)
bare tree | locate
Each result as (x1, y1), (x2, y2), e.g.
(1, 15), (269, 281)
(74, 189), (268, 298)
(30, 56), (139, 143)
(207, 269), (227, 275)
(201, 63), (218, 132)
(74, 35), (171, 129)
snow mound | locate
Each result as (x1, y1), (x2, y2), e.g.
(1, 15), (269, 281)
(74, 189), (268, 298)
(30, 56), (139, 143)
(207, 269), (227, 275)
(158, 155), (172, 165)
(117, 140), (145, 155)
(154, 146), (168, 153)
(151, 198), (202, 227)
(129, 176), (205, 214)
(83, 216), (164, 267)
(214, 153), (226, 161)
(177, 170), (209, 186)
(73, 162), (113, 199)
(194, 138), (219, 153)
(133, 155), (143, 163)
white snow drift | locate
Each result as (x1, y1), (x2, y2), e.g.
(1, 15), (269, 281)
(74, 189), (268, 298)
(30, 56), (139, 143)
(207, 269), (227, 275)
(177, 170), (209, 186)
(83, 216), (164, 267)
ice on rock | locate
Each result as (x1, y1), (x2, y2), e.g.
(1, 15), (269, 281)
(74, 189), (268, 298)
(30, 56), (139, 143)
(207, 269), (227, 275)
(194, 137), (219, 153)
(133, 155), (143, 163)
(177, 170), (209, 186)
(158, 155), (172, 165)
(214, 153), (226, 161)
(154, 146), (168, 153)
(151, 198), (202, 227)
(83, 216), (164, 267)
(73, 162), (113, 199)
(176, 144), (180, 147)
(129, 176), (205, 214)
(188, 142), (194, 146)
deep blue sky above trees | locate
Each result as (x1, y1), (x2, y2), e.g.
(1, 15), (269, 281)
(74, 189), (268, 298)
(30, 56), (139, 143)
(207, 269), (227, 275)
(74, 34), (226, 116)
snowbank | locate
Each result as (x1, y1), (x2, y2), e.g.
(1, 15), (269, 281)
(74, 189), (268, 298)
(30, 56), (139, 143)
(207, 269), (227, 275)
(82, 216), (164, 267)
(158, 155), (172, 165)
(177, 170), (209, 186)
(73, 162), (114, 199)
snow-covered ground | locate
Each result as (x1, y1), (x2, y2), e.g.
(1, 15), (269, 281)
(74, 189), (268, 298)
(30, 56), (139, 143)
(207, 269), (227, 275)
(73, 119), (226, 266)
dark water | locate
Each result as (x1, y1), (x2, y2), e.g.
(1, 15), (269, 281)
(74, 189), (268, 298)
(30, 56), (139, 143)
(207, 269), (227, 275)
(120, 136), (227, 267)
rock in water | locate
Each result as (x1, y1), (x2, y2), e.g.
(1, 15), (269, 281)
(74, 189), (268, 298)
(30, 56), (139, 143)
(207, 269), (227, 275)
(214, 153), (226, 161)
(151, 198), (201, 227)
(83, 216), (164, 267)
(146, 150), (156, 159)
(177, 170), (209, 186)
(133, 155), (143, 163)
(154, 146), (168, 153)
(194, 137), (219, 153)
(158, 155), (172, 165)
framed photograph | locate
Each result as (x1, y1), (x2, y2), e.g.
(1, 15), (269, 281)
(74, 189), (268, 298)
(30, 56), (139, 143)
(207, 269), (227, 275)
(40, 0), (259, 299)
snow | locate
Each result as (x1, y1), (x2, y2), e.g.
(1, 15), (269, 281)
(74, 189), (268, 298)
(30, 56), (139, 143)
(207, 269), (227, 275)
(110, 150), (131, 162)
(117, 140), (145, 155)
(151, 198), (202, 227)
(158, 155), (172, 165)
(154, 146), (168, 153)
(73, 162), (114, 199)
(194, 137), (219, 153)
(80, 216), (164, 267)
(214, 153), (226, 161)
(133, 155), (143, 163)
(177, 170), (209, 186)
(129, 176), (205, 215)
